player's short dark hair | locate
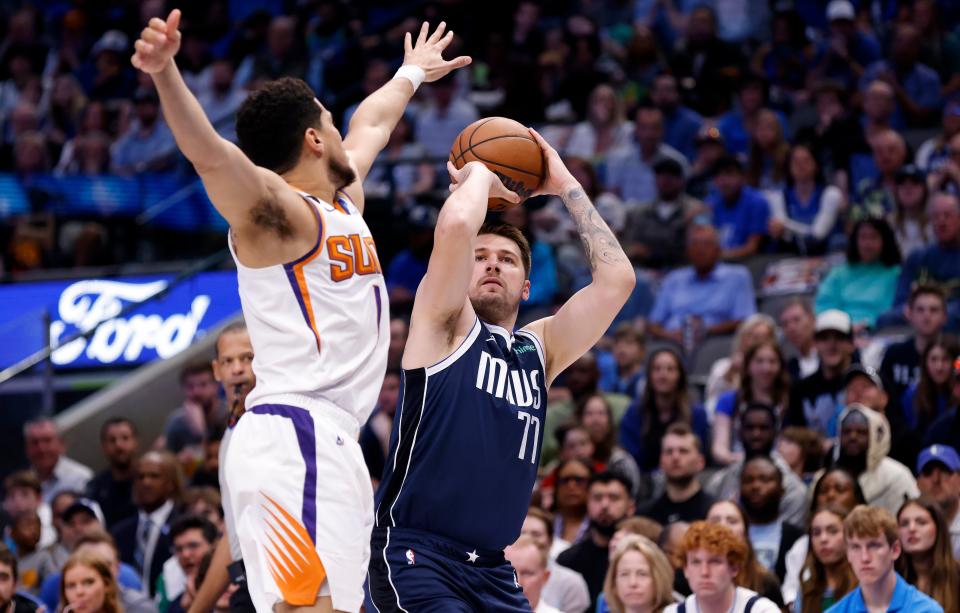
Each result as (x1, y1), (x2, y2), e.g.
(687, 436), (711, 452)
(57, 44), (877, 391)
(170, 514), (219, 545)
(236, 77), (324, 174)
(908, 283), (947, 308)
(0, 544), (17, 580)
(478, 222), (532, 278)
(100, 417), (136, 442)
(215, 320), (248, 359)
(588, 470), (632, 495)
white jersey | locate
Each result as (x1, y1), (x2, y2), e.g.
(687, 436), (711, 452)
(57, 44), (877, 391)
(229, 189), (389, 431)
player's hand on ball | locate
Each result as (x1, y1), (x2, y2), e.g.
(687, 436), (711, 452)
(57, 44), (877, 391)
(447, 161), (521, 205)
(131, 9), (182, 74)
(404, 21), (472, 83)
(527, 128), (581, 197)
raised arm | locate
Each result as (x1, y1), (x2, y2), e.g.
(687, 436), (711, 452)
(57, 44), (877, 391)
(401, 162), (519, 369)
(132, 10), (306, 237)
(342, 22), (470, 199)
(523, 130), (636, 384)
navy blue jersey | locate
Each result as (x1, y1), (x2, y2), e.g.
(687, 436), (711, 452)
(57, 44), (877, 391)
(374, 318), (547, 551)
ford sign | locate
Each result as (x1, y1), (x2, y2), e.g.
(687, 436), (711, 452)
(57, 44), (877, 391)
(0, 272), (241, 370)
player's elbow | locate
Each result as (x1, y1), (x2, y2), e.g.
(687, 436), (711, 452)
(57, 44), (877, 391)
(603, 263), (636, 297)
(434, 205), (475, 243)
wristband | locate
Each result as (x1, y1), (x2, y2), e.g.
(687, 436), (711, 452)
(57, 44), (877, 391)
(394, 65), (426, 92)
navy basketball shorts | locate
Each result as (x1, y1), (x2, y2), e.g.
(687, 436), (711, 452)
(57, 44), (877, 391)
(367, 527), (533, 612)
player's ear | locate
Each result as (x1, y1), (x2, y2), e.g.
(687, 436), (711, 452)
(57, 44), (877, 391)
(521, 279), (531, 301)
(305, 127), (323, 155)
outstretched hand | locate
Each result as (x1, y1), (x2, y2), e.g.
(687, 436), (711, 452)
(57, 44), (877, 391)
(404, 22), (472, 83)
(131, 9), (182, 74)
(527, 128), (580, 197)
(447, 161), (520, 205)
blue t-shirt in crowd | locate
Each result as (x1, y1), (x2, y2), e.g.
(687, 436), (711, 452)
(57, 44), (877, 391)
(662, 106), (704, 160)
(385, 249), (428, 296)
(649, 263), (757, 331)
(707, 186), (770, 250)
(717, 109), (789, 155)
(826, 572), (943, 613)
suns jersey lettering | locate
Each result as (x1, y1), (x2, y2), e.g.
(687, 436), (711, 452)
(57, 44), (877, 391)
(327, 234), (382, 282)
(374, 319), (547, 551)
(228, 190), (389, 425)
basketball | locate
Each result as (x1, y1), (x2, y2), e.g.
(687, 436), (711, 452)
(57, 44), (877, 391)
(448, 117), (546, 210)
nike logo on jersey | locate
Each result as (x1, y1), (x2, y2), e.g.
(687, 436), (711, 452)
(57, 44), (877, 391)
(475, 351), (542, 409)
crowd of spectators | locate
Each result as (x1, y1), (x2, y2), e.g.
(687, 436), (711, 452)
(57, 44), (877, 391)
(3, 0), (960, 611)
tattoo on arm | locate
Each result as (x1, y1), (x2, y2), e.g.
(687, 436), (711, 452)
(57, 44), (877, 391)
(562, 187), (629, 272)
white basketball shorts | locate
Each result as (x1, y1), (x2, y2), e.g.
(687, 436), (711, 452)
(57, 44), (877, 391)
(223, 401), (373, 612)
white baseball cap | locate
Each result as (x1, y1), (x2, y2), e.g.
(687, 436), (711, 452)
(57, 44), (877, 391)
(815, 309), (852, 336)
(827, 0), (856, 21)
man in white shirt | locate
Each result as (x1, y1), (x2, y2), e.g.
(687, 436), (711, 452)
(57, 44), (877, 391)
(915, 444), (960, 559)
(23, 418), (93, 504)
(505, 536), (562, 613)
(665, 521), (779, 613)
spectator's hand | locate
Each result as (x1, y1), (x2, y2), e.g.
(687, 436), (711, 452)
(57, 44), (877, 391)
(447, 161), (521, 204)
(131, 9), (182, 74)
(527, 128), (580, 197)
(768, 218), (785, 239)
(403, 22), (471, 83)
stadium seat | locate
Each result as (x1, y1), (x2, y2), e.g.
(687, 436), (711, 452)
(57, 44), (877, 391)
(690, 334), (735, 381)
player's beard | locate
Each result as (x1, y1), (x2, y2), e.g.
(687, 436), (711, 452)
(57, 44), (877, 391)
(328, 151), (356, 190)
(471, 291), (520, 325)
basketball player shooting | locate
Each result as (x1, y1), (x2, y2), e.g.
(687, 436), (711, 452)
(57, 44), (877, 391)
(131, 9), (470, 613)
(367, 133), (636, 611)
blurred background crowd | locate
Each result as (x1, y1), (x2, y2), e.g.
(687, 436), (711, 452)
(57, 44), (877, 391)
(2, 0), (960, 612)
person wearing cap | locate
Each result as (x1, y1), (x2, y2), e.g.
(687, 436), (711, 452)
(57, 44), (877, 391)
(647, 222), (757, 343)
(815, 1), (881, 90)
(606, 105), (689, 206)
(84, 30), (137, 100)
(826, 405), (919, 516)
(686, 126), (727, 200)
(111, 86), (176, 174)
(915, 444), (960, 559)
(889, 163), (932, 257)
(859, 23), (942, 128)
(36, 500), (147, 613)
(651, 73), (704, 161)
(705, 155), (771, 260)
(786, 310), (857, 438)
(842, 363), (923, 468)
(814, 216), (901, 328)
(622, 156), (707, 270)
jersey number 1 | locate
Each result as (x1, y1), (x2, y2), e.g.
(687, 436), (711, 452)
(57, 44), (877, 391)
(516, 411), (540, 464)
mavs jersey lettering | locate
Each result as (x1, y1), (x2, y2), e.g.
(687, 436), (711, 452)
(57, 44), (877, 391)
(375, 318), (547, 551)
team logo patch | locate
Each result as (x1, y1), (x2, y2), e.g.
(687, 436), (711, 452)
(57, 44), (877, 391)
(406, 549), (416, 565)
(259, 492), (326, 606)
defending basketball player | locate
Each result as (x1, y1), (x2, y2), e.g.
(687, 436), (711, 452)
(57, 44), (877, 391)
(131, 9), (470, 613)
(367, 133), (635, 611)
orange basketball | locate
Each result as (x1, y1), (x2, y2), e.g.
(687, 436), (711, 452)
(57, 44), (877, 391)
(448, 117), (546, 210)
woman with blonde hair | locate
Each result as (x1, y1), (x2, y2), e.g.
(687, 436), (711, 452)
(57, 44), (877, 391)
(896, 497), (960, 613)
(60, 551), (121, 613)
(704, 314), (778, 424)
(602, 535), (676, 613)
